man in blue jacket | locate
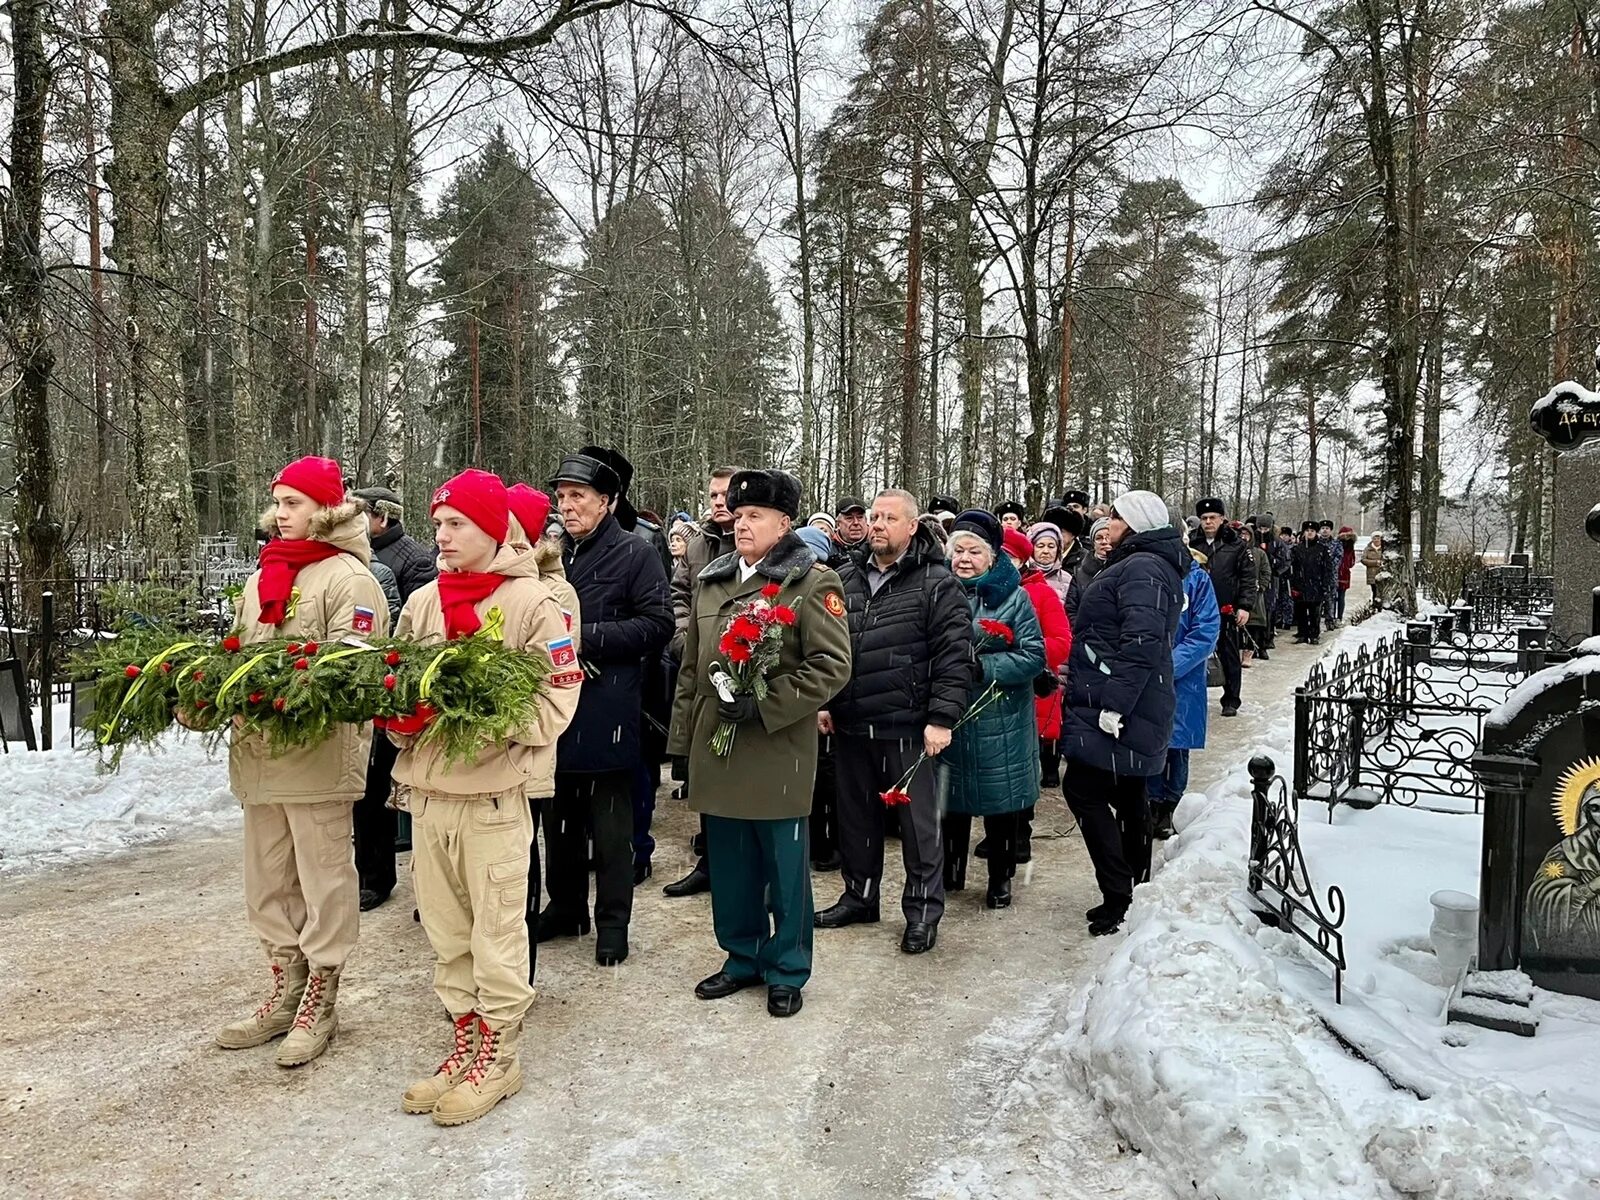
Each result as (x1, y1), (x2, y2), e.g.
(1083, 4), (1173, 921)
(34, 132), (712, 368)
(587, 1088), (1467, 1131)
(543, 449), (672, 966)
(1060, 490), (1188, 936)
(1147, 543), (1221, 840)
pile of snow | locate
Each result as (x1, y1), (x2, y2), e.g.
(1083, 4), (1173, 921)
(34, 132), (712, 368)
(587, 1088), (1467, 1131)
(0, 731), (235, 874)
(1061, 651), (1600, 1199)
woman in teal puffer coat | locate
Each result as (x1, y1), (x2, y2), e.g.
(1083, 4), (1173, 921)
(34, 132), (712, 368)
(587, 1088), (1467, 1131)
(939, 510), (1046, 909)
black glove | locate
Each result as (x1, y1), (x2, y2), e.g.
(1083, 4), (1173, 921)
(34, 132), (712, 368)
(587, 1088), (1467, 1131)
(670, 755), (688, 782)
(717, 693), (760, 725)
(1032, 672), (1059, 698)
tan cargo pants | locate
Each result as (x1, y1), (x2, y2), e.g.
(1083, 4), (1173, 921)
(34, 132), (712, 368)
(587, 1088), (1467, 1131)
(242, 800), (359, 969)
(412, 790), (534, 1029)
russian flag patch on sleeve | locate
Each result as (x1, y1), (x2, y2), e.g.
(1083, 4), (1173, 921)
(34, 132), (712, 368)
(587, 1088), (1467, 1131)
(352, 605), (375, 635)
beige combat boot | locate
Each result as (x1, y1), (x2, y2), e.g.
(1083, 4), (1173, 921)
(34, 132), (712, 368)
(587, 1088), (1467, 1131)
(274, 965), (341, 1068)
(401, 1012), (480, 1114)
(216, 960), (309, 1049)
(431, 1018), (523, 1126)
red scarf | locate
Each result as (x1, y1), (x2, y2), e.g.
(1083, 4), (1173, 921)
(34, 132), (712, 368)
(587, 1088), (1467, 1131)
(437, 571), (506, 639)
(257, 540), (343, 625)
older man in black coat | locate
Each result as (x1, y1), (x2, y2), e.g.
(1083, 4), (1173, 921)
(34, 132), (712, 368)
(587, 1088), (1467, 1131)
(542, 449), (672, 966)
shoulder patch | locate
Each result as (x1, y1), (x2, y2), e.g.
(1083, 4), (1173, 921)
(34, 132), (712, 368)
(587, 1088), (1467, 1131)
(824, 591), (846, 618)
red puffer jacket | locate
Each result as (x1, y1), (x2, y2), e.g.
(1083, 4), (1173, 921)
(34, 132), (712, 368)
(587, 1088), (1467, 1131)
(1020, 567), (1073, 737)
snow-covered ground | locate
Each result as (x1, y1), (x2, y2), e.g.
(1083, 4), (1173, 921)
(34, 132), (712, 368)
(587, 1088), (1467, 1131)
(0, 723), (234, 874)
(943, 614), (1600, 1200)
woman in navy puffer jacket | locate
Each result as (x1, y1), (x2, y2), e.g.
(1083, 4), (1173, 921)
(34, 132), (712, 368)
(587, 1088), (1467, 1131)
(939, 510), (1046, 910)
(1060, 491), (1188, 936)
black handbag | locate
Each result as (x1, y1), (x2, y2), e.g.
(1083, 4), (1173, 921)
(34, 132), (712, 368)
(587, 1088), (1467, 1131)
(1206, 654), (1223, 689)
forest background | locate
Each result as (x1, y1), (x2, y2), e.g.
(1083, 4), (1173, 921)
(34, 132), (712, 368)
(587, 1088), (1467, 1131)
(1, 0), (1595, 605)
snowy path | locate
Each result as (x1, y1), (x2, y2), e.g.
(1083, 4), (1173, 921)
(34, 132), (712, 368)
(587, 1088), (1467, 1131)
(919, 619), (1339, 1197)
(0, 617), (1330, 1200)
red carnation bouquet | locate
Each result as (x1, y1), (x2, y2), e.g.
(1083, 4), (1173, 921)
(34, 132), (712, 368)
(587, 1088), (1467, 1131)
(709, 581), (798, 756)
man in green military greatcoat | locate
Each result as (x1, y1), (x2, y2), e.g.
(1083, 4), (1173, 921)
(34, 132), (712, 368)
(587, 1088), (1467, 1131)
(667, 469), (853, 1017)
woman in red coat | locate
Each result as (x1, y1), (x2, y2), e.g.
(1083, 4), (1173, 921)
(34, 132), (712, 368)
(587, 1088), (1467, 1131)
(1002, 529), (1072, 859)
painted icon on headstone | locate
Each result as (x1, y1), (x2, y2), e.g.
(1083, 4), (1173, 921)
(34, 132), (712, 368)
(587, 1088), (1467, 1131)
(1524, 756), (1600, 958)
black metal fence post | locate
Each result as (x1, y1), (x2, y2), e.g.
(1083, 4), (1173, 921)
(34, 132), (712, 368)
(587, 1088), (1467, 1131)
(1291, 688), (1308, 802)
(1248, 754), (1273, 892)
(39, 590), (53, 752)
(1516, 624), (1547, 676)
(1451, 601), (1473, 639)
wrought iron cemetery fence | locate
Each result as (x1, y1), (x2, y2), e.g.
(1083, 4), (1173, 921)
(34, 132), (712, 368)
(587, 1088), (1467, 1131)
(1460, 564), (1554, 631)
(1294, 602), (1564, 819)
(0, 538), (254, 750)
(1248, 755), (1347, 1002)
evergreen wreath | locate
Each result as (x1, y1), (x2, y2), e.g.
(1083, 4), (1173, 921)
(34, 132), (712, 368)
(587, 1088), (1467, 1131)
(74, 627), (550, 769)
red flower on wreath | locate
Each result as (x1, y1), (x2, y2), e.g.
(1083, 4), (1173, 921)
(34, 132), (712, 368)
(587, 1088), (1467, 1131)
(124, 664), (141, 679)
(159, 662), (173, 675)
(977, 619), (1015, 644)
(385, 651), (401, 667)
(383, 674), (397, 690)
(761, 582), (782, 600)
(248, 692), (264, 704)
(192, 671), (205, 682)
(222, 635), (241, 653)
(293, 658), (310, 671)
(286, 642), (302, 655)
(273, 698), (286, 712)
(303, 641), (319, 656)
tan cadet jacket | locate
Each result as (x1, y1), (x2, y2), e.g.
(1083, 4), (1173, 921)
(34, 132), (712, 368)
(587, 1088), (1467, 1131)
(390, 541), (581, 799)
(229, 500), (391, 806)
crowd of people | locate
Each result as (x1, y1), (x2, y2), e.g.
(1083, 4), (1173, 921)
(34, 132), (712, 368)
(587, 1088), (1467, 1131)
(212, 451), (1370, 1127)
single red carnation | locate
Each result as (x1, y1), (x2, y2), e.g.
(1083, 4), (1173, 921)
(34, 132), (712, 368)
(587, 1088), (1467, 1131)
(248, 691), (263, 704)
(273, 697), (286, 712)
(124, 664), (141, 679)
(773, 605), (797, 626)
(880, 789), (912, 807)
(728, 644), (752, 664)
(383, 674), (397, 690)
(286, 642), (302, 655)
(294, 658), (310, 671)
(731, 616), (762, 641)
(303, 641), (319, 656)
(385, 651), (401, 667)
(192, 671), (205, 682)
(978, 619), (1015, 644)
(761, 582), (782, 599)
(222, 635), (242, 653)
(159, 662), (172, 674)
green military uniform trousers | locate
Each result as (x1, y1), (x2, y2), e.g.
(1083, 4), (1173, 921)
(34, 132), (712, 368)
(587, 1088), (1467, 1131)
(704, 814), (814, 988)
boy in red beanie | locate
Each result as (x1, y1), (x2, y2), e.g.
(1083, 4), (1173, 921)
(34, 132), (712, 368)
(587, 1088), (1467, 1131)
(390, 468), (582, 1126)
(216, 457), (389, 1068)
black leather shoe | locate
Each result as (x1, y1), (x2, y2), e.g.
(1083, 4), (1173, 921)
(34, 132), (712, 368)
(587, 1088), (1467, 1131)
(1221, 705), (1239, 717)
(595, 928), (629, 966)
(901, 921), (938, 954)
(985, 879), (1012, 909)
(767, 985), (804, 1017)
(695, 971), (758, 1000)
(633, 860), (653, 887)
(1152, 806), (1177, 840)
(811, 850), (842, 872)
(814, 899), (880, 929)
(536, 908), (590, 942)
(1086, 901), (1114, 921)
(1014, 840), (1032, 865)
(973, 837), (990, 859)
(359, 887), (390, 912)
(662, 866), (710, 898)
(413, 907), (420, 923)
(1089, 911), (1126, 936)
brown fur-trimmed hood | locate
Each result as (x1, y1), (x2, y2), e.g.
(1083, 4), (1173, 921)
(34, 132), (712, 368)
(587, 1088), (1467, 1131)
(257, 499), (372, 564)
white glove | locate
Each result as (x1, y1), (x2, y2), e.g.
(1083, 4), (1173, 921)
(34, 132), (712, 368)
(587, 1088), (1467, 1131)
(1098, 710), (1124, 739)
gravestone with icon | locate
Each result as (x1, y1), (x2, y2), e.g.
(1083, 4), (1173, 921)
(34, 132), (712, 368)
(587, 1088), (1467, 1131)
(1455, 370), (1600, 1032)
